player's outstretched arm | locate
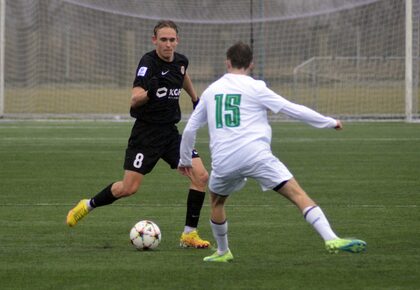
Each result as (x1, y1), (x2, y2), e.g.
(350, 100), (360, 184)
(280, 101), (339, 129)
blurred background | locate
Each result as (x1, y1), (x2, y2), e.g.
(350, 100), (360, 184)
(1, 0), (419, 120)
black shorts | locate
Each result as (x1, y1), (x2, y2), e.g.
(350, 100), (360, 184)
(124, 121), (199, 175)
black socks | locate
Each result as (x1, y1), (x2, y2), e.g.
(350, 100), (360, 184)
(185, 189), (205, 228)
(89, 183), (118, 208)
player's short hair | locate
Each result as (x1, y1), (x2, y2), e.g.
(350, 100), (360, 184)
(226, 41), (253, 69)
(154, 20), (178, 36)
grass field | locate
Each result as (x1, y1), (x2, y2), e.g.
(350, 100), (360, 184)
(0, 120), (419, 290)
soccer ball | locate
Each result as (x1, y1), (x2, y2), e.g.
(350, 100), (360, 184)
(130, 220), (161, 250)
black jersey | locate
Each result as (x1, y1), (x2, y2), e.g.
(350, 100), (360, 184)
(131, 50), (188, 124)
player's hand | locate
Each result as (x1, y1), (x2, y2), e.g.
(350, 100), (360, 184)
(147, 76), (160, 99)
(334, 120), (343, 130)
(192, 98), (200, 109)
(177, 165), (193, 177)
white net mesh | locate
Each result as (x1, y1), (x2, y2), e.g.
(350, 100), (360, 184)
(2, 0), (419, 119)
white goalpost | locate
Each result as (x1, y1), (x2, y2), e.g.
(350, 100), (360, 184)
(406, 0), (413, 122)
(0, 0), (5, 118)
(1, 0), (419, 121)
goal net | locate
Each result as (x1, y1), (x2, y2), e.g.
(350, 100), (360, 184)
(2, 0), (419, 120)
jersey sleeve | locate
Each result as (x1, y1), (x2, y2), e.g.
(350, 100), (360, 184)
(279, 100), (338, 128)
(133, 55), (155, 90)
(255, 80), (289, 113)
(179, 96), (208, 167)
(178, 53), (189, 71)
(255, 80), (337, 128)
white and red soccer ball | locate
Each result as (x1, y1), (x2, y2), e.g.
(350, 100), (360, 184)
(130, 220), (161, 250)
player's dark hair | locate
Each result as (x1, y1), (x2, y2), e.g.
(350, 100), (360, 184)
(226, 41), (253, 69)
(154, 20), (178, 36)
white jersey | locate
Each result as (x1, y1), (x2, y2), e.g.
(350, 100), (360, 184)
(180, 73), (337, 175)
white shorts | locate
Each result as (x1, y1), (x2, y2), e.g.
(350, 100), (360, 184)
(208, 155), (293, 196)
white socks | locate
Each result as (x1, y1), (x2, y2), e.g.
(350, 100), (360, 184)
(210, 220), (229, 254)
(303, 206), (338, 241)
(86, 199), (93, 211)
(183, 226), (196, 234)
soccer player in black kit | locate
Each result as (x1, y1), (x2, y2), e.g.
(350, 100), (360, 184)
(66, 20), (210, 248)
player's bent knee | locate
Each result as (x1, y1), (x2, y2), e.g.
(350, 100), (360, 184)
(117, 186), (138, 197)
(191, 171), (209, 189)
(199, 171), (209, 185)
(112, 181), (139, 198)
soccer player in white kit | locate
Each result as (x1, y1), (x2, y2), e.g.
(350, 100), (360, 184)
(178, 41), (366, 262)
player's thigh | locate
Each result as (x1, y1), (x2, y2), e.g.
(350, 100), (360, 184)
(124, 147), (160, 175)
(209, 173), (246, 196)
(161, 134), (182, 169)
(248, 157), (293, 191)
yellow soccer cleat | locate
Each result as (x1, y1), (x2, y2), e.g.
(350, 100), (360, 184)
(66, 199), (90, 227)
(180, 230), (211, 248)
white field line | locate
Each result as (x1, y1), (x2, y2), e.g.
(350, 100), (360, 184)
(0, 125), (129, 129)
(0, 137), (126, 143)
(0, 203), (417, 208)
(1, 137), (420, 143)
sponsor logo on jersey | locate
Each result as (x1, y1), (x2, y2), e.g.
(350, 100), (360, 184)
(156, 87), (168, 98)
(161, 70), (169, 75)
(180, 66), (185, 75)
(155, 87), (182, 99)
(137, 66), (148, 77)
